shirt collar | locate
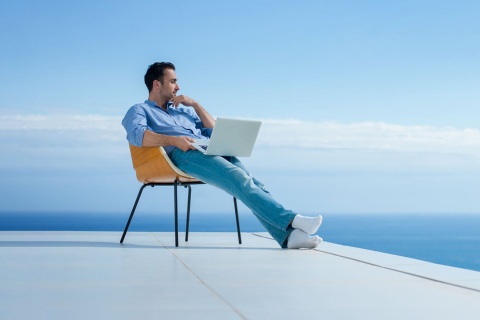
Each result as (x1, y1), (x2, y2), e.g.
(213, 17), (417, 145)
(145, 100), (160, 108)
(145, 100), (172, 112)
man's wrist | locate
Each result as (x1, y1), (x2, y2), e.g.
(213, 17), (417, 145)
(165, 135), (175, 146)
(191, 101), (201, 110)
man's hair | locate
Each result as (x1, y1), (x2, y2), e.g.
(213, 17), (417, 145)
(144, 62), (176, 92)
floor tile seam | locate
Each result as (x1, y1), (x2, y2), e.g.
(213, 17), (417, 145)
(149, 232), (248, 320)
(167, 248), (248, 320)
(316, 249), (480, 294)
(251, 232), (480, 294)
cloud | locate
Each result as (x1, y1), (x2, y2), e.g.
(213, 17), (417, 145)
(0, 114), (480, 174)
(0, 113), (123, 138)
(0, 114), (127, 171)
(257, 119), (480, 157)
(0, 114), (480, 155)
(0, 114), (125, 149)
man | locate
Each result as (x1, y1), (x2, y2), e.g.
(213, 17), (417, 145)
(122, 62), (323, 249)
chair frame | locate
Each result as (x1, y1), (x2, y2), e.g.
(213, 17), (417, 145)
(120, 145), (242, 247)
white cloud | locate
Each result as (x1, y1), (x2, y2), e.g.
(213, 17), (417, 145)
(1, 114), (479, 158)
(0, 114), (126, 152)
(0, 114), (127, 171)
(257, 119), (480, 157)
(0, 114), (478, 175)
(0, 114), (124, 136)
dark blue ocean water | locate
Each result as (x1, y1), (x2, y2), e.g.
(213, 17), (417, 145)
(1, 212), (479, 272)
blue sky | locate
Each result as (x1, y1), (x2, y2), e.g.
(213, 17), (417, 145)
(0, 0), (479, 215)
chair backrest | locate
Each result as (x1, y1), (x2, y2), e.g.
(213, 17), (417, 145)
(129, 145), (197, 183)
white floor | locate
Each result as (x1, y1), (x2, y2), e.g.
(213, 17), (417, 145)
(1, 231), (480, 319)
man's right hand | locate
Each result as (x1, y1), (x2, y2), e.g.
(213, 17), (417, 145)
(169, 136), (196, 152)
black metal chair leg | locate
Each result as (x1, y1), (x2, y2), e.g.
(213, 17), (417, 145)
(120, 183), (151, 243)
(185, 185), (192, 242)
(174, 180), (179, 247)
(233, 197), (242, 244)
(121, 181), (241, 247)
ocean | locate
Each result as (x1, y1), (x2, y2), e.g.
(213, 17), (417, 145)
(1, 212), (479, 272)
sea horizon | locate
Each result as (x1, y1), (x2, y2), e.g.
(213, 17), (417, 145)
(1, 211), (479, 273)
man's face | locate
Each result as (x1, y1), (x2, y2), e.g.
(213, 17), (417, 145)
(158, 68), (180, 101)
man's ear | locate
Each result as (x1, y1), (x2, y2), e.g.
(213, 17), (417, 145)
(153, 79), (160, 89)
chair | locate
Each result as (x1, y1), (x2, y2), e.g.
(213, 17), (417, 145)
(120, 145), (242, 247)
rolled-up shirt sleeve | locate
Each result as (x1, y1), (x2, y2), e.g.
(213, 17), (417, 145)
(121, 101), (211, 150)
(121, 106), (148, 147)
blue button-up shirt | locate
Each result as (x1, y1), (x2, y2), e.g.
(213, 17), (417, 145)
(121, 100), (213, 154)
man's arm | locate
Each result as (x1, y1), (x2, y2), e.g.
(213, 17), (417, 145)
(170, 95), (215, 128)
(142, 130), (195, 152)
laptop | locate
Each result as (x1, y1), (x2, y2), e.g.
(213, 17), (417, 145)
(191, 117), (262, 157)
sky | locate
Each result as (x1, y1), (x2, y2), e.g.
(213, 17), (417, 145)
(0, 0), (479, 216)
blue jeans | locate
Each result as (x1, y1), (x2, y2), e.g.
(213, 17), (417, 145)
(169, 148), (296, 248)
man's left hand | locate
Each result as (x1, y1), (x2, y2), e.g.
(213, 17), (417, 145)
(170, 95), (215, 129)
(170, 95), (198, 109)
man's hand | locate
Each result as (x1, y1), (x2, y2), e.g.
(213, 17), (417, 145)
(170, 95), (198, 109)
(169, 136), (196, 152)
(170, 95), (215, 129)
